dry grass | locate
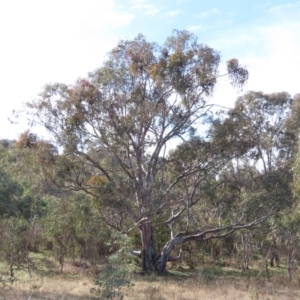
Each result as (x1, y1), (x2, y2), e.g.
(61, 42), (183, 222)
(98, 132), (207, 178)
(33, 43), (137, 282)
(2, 274), (299, 300)
(0, 275), (93, 299)
(0, 260), (95, 300)
(125, 275), (300, 300)
(1, 255), (300, 300)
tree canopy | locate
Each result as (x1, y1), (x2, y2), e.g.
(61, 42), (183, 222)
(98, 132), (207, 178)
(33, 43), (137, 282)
(18, 30), (286, 273)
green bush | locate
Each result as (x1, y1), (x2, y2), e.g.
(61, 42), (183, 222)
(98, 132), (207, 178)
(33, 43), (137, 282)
(91, 233), (136, 299)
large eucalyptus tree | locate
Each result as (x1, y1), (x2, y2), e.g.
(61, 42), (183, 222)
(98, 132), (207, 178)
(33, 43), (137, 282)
(22, 30), (270, 272)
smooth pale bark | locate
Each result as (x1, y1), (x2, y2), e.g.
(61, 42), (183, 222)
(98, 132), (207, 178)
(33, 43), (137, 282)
(155, 239), (180, 273)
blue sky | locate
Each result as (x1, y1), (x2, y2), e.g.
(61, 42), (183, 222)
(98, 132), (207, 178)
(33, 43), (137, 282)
(0, 0), (299, 139)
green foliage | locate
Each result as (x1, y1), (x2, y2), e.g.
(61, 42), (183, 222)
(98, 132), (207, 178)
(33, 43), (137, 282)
(284, 142), (300, 235)
(91, 233), (136, 299)
(0, 168), (40, 220)
(42, 193), (112, 268)
(0, 216), (31, 275)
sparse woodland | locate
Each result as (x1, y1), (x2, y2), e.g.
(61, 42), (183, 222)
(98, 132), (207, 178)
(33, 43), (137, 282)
(1, 30), (300, 299)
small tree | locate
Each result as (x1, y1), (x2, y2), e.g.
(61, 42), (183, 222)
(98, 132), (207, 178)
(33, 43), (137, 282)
(91, 233), (136, 300)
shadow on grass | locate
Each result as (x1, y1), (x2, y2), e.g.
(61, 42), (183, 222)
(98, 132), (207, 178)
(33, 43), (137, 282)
(161, 265), (263, 281)
(196, 263), (287, 283)
(133, 262), (286, 285)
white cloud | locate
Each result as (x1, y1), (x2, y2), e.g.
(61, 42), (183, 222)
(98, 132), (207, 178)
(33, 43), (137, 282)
(217, 34), (255, 48)
(199, 8), (221, 18)
(267, 3), (295, 14)
(0, 1), (134, 42)
(254, 2), (272, 9)
(264, 2), (272, 7)
(167, 10), (180, 17)
(187, 25), (206, 32)
(212, 20), (300, 108)
(266, 2), (300, 22)
(245, 23), (300, 96)
(129, 0), (160, 16)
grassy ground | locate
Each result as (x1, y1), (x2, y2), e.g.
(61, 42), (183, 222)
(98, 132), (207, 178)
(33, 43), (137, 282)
(125, 267), (300, 300)
(0, 252), (300, 299)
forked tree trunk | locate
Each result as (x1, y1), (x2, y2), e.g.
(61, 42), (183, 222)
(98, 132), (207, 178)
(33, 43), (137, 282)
(140, 221), (178, 273)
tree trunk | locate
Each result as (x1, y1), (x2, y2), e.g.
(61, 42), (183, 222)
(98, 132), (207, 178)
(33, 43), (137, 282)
(8, 219), (15, 278)
(287, 232), (295, 281)
(24, 215), (36, 278)
(155, 239), (179, 273)
(155, 245), (172, 273)
(140, 220), (160, 271)
(242, 256), (249, 271)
